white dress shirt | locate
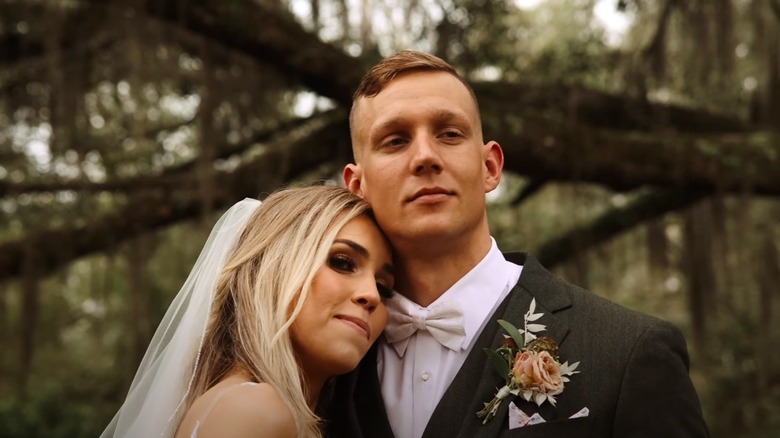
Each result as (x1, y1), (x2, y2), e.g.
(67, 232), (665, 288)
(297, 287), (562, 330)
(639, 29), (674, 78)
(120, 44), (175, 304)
(378, 239), (522, 438)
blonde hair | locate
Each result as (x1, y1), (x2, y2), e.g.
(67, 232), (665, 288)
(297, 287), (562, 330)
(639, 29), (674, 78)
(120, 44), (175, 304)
(349, 50), (481, 160)
(184, 185), (372, 438)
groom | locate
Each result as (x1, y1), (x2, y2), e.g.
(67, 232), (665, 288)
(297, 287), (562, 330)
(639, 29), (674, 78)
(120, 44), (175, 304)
(324, 51), (709, 437)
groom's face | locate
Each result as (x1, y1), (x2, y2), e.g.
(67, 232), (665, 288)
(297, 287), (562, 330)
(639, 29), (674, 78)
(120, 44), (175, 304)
(344, 71), (503, 247)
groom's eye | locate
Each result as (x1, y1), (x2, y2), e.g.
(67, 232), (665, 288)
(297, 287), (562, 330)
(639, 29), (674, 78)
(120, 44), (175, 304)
(382, 135), (408, 149)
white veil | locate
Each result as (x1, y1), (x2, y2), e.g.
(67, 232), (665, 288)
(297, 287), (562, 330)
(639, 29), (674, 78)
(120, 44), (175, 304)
(101, 198), (262, 438)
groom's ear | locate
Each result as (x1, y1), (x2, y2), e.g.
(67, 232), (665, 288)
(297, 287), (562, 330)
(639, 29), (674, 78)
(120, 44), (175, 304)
(343, 164), (364, 198)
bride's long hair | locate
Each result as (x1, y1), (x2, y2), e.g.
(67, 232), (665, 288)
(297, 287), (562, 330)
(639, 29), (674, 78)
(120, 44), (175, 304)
(184, 185), (371, 438)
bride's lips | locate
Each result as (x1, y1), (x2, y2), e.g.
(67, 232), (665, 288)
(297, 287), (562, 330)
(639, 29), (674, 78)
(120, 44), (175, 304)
(336, 315), (371, 339)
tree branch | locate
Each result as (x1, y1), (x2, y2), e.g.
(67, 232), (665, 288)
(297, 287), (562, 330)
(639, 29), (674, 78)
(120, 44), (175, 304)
(0, 117), (351, 282)
(0, 110), (340, 198)
(510, 179), (547, 206)
(139, 0), (366, 106)
(492, 113), (780, 196)
(473, 81), (750, 133)
(536, 189), (705, 268)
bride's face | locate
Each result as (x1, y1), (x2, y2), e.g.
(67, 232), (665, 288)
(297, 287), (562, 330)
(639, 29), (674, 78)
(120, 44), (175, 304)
(290, 214), (394, 380)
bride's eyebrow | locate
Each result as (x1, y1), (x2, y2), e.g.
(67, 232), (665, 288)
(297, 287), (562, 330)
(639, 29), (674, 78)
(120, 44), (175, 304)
(333, 238), (393, 277)
(333, 239), (368, 258)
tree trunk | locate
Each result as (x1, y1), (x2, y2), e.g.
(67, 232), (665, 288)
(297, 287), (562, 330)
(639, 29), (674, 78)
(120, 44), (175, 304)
(646, 217), (669, 280)
(126, 238), (150, 369)
(18, 248), (39, 397)
(755, 224), (779, 388)
(682, 199), (717, 348)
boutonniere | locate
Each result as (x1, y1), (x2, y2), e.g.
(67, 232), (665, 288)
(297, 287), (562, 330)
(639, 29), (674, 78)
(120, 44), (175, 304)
(476, 299), (580, 424)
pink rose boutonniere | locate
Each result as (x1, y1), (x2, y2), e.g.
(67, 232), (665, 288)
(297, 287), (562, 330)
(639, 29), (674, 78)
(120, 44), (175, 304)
(476, 299), (580, 424)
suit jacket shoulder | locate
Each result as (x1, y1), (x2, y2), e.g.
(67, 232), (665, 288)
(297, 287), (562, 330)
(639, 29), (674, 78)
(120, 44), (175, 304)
(498, 252), (709, 437)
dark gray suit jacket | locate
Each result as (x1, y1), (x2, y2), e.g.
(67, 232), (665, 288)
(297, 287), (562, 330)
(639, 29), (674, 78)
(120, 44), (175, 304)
(322, 253), (709, 437)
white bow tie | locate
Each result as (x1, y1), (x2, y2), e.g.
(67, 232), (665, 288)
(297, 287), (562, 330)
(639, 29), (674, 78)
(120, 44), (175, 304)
(383, 297), (466, 357)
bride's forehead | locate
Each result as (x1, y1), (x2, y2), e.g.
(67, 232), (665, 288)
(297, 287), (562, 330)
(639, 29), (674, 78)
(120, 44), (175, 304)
(334, 217), (388, 253)
(335, 216), (380, 240)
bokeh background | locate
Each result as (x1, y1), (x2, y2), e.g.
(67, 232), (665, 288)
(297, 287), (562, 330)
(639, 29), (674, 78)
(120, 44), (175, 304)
(1, 0), (779, 436)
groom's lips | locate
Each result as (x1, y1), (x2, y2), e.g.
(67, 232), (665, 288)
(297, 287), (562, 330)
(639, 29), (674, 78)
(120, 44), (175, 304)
(407, 187), (453, 203)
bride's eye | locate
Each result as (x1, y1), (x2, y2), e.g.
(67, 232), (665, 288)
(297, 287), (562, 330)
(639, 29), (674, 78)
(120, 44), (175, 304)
(328, 253), (357, 273)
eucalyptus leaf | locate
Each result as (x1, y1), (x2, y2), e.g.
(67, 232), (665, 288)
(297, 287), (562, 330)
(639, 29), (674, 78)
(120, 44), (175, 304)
(498, 319), (526, 347)
(483, 347), (510, 379)
(526, 323), (547, 333)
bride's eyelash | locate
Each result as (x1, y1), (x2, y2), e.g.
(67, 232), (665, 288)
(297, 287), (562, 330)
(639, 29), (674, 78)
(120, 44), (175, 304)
(328, 253), (357, 272)
(328, 250), (394, 299)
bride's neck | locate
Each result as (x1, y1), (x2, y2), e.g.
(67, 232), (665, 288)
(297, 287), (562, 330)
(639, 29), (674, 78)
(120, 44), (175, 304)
(225, 365), (254, 382)
(304, 374), (327, 409)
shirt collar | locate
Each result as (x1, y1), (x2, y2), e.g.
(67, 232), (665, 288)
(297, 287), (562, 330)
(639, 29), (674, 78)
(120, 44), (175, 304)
(386, 238), (519, 351)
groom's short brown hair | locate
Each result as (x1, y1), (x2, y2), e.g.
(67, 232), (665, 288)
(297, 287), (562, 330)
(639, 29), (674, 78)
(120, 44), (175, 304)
(349, 50), (481, 160)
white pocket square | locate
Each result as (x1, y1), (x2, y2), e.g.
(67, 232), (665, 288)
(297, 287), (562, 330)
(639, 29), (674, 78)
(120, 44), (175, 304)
(508, 402), (590, 430)
(569, 407), (590, 419)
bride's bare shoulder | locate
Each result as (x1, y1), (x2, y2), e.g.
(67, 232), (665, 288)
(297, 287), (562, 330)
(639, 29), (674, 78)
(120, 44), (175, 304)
(177, 381), (296, 438)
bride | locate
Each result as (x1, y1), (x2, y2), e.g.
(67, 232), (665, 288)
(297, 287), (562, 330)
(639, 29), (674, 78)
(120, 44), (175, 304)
(101, 185), (394, 438)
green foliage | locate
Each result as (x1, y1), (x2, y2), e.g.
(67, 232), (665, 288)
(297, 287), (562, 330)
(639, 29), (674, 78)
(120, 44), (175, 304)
(697, 314), (780, 437)
(0, 385), (108, 438)
(0, 219), (214, 436)
(1, 1), (779, 437)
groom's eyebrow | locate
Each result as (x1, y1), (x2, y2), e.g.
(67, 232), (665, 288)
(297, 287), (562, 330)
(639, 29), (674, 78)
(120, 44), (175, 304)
(369, 118), (406, 145)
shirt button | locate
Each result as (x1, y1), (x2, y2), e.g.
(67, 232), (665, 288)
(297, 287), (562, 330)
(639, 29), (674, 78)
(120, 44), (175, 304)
(421, 372), (430, 381)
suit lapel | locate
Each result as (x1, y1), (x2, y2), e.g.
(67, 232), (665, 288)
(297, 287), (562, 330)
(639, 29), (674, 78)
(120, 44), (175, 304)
(423, 253), (573, 438)
(512, 253), (573, 349)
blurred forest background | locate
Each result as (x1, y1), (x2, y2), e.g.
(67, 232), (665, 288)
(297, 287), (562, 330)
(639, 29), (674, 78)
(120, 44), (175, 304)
(0, 0), (779, 436)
